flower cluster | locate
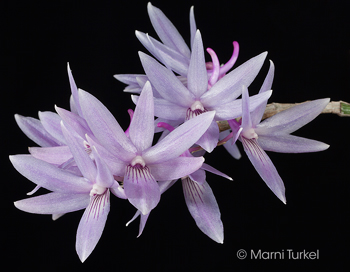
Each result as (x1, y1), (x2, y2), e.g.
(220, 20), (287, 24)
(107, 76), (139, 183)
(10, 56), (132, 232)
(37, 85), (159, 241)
(11, 3), (329, 262)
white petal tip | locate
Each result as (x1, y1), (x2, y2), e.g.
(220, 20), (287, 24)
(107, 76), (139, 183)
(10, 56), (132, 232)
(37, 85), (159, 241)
(213, 237), (224, 244)
(77, 251), (89, 263)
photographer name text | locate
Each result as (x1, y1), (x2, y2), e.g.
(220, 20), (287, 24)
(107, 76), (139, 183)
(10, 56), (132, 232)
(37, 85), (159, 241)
(251, 249), (319, 260)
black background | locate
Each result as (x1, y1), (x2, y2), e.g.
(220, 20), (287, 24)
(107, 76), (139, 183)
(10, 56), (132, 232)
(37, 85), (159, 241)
(2, 0), (350, 271)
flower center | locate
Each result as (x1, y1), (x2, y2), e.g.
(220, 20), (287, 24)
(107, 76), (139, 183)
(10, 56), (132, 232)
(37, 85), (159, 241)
(83, 141), (92, 155)
(242, 128), (258, 140)
(130, 155), (146, 167)
(190, 101), (205, 111)
(186, 101), (207, 120)
(90, 183), (107, 196)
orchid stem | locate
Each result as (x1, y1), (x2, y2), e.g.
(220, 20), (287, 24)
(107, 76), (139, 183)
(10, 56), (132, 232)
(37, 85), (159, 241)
(217, 100), (350, 132)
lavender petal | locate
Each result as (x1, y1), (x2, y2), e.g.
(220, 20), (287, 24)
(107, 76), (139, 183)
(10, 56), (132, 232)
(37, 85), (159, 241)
(15, 114), (60, 147)
(187, 30), (208, 98)
(200, 52), (267, 107)
(29, 145), (72, 165)
(256, 98), (330, 135)
(78, 89), (136, 161)
(257, 134), (330, 153)
(76, 190), (110, 262)
(241, 138), (286, 203)
(14, 192), (90, 214)
(182, 177), (224, 243)
(10, 155), (92, 193)
(143, 111), (215, 164)
(129, 82), (154, 152)
(149, 156), (204, 181)
(139, 52), (194, 107)
(147, 3), (191, 59)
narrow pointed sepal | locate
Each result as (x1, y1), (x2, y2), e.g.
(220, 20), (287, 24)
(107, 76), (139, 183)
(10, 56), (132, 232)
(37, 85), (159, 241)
(76, 190), (110, 263)
(78, 88), (137, 159)
(251, 60), (275, 126)
(67, 63), (83, 117)
(150, 156), (204, 181)
(187, 30), (208, 98)
(200, 52), (268, 107)
(189, 6), (197, 49)
(241, 138), (286, 203)
(220, 130), (242, 159)
(147, 2), (191, 59)
(9, 155), (92, 193)
(14, 114), (60, 147)
(257, 134), (330, 153)
(14, 192), (90, 214)
(38, 111), (66, 145)
(182, 177), (224, 243)
(129, 81), (155, 152)
(143, 111), (215, 164)
(29, 146), (72, 165)
(256, 98), (330, 135)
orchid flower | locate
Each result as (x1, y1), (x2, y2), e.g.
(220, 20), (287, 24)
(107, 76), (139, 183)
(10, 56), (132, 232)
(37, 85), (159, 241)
(9, 2), (336, 263)
(78, 81), (215, 215)
(228, 62), (329, 202)
(137, 30), (271, 152)
(13, 64), (84, 197)
(114, 3), (239, 93)
(11, 122), (125, 262)
(126, 121), (232, 243)
(125, 161), (231, 243)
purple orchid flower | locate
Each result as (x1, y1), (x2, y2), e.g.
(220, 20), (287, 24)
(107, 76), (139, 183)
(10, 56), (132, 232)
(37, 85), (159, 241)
(126, 122), (232, 243)
(114, 3), (239, 93)
(126, 168), (229, 244)
(13, 64), (84, 198)
(11, 121), (125, 262)
(137, 30), (271, 152)
(228, 62), (330, 203)
(79, 81), (215, 215)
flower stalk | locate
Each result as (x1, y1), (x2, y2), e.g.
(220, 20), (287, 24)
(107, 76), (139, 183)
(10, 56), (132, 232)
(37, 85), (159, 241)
(217, 100), (350, 132)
